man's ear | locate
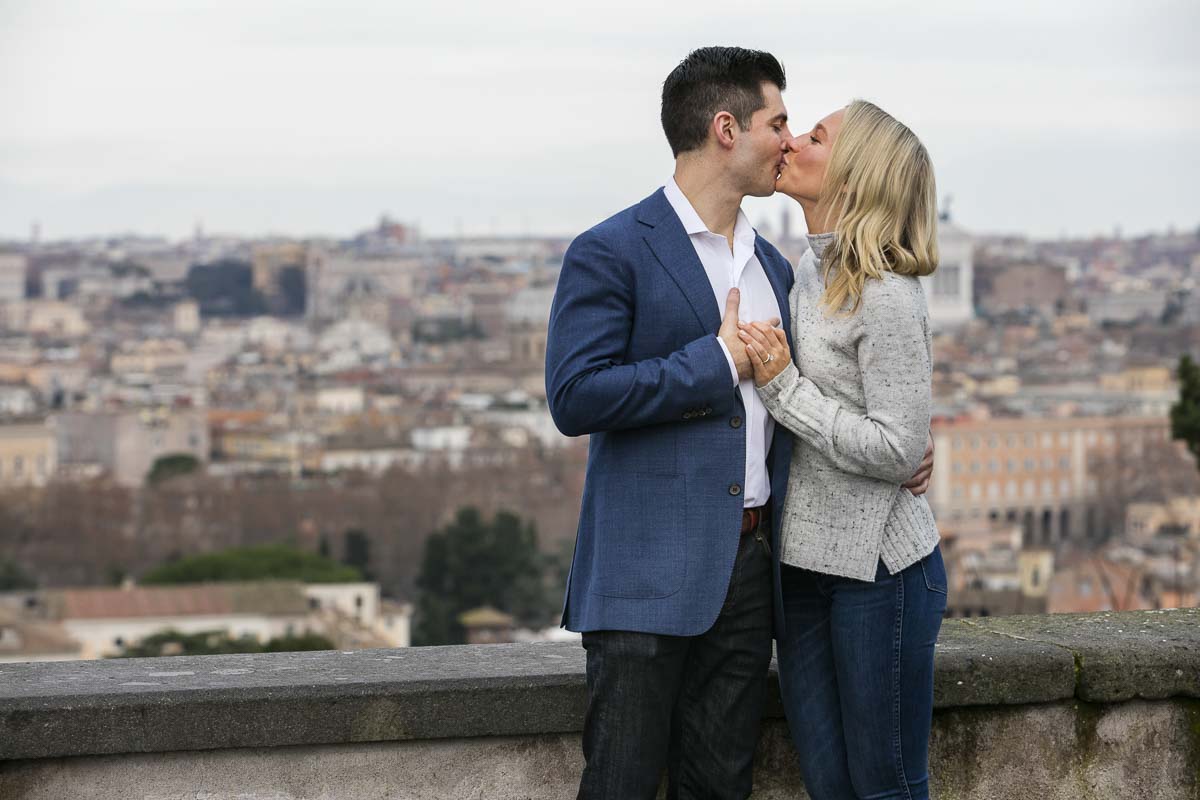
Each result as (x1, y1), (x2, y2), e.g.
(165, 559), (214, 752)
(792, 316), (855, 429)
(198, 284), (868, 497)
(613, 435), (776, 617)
(712, 111), (737, 150)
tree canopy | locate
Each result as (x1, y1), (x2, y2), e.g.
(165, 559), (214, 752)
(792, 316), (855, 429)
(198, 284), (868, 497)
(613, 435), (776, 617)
(140, 543), (362, 585)
(1170, 354), (1200, 469)
(413, 507), (555, 645)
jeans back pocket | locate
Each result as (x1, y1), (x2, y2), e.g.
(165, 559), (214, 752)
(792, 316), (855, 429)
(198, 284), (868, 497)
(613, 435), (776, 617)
(920, 545), (948, 594)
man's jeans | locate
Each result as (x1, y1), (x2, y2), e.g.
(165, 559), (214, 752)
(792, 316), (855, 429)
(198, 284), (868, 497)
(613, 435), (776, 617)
(776, 546), (948, 800)
(576, 523), (774, 800)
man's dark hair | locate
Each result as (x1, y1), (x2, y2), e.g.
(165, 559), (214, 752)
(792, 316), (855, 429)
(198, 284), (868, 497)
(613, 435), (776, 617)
(661, 47), (786, 158)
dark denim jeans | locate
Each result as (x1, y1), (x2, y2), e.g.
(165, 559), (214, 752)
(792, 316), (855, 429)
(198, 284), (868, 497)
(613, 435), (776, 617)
(576, 524), (774, 800)
(776, 546), (947, 800)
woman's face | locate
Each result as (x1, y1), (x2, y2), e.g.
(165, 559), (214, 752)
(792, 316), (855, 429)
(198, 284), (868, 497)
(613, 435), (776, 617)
(775, 108), (845, 204)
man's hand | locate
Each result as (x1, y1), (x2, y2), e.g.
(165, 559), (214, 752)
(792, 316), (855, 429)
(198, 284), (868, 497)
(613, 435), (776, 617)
(718, 288), (779, 382)
(903, 432), (935, 496)
(718, 289), (754, 380)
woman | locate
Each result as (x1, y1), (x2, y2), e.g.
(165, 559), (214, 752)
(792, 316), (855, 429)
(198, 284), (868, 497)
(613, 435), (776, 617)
(737, 99), (947, 800)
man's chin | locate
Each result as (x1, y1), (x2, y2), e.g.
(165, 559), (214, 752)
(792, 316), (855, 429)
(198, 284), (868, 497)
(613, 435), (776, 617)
(747, 181), (778, 199)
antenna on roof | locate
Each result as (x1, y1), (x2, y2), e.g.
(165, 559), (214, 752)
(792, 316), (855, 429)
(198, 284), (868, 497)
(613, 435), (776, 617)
(939, 195), (953, 223)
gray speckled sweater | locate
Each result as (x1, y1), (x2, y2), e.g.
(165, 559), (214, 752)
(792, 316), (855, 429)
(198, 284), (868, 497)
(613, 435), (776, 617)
(756, 232), (940, 581)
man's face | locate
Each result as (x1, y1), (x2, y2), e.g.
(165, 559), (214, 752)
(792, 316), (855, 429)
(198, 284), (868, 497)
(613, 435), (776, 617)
(735, 82), (791, 198)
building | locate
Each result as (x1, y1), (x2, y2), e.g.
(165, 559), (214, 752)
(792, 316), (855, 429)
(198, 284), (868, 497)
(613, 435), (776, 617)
(1087, 288), (1169, 325)
(305, 251), (420, 323)
(982, 262), (1069, 316)
(0, 418), (57, 487)
(0, 580), (411, 661)
(35, 581), (313, 659)
(0, 606), (81, 663)
(54, 408), (209, 488)
(173, 301), (201, 335)
(1046, 557), (1156, 614)
(458, 606), (516, 645)
(1126, 497), (1200, 544)
(939, 517), (1052, 618)
(920, 219), (974, 329)
(928, 414), (1172, 545)
(0, 253), (27, 302)
(2, 300), (90, 338)
(251, 242), (310, 315)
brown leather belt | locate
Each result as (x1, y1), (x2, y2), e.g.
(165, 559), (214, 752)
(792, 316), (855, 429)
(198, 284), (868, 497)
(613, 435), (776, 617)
(741, 505), (767, 535)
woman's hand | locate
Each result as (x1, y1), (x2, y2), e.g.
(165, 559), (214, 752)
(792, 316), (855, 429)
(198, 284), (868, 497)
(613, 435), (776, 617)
(737, 321), (791, 387)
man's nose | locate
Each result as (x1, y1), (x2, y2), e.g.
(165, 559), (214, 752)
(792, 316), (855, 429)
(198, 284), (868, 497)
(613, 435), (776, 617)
(782, 135), (800, 152)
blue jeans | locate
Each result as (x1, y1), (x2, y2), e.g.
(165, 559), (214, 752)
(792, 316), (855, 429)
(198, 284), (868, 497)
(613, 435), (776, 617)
(776, 546), (947, 800)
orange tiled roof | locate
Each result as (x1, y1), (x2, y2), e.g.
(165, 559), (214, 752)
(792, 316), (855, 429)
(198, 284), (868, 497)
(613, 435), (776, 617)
(45, 581), (309, 620)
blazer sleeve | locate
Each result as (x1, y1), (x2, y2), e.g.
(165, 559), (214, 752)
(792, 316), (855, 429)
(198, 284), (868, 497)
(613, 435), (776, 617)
(545, 229), (735, 437)
(755, 277), (931, 484)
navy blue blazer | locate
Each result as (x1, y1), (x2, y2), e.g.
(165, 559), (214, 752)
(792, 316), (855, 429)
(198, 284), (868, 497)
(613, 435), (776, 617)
(546, 188), (795, 637)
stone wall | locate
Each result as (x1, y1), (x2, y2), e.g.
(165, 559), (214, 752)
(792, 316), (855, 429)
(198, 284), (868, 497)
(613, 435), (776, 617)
(1, 609), (1198, 799)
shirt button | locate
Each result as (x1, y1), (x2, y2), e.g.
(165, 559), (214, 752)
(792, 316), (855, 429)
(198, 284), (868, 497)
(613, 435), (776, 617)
(730, 416), (743, 429)
(729, 483), (742, 496)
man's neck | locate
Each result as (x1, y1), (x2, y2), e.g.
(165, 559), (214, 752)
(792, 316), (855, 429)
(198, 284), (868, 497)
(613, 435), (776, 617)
(673, 161), (743, 246)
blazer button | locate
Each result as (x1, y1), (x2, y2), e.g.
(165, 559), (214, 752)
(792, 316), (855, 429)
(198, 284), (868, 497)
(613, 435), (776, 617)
(730, 416), (743, 429)
(729, 483), (741, 496)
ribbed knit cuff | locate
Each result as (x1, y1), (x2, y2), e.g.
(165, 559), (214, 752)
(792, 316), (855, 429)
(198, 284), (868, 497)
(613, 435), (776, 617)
(756, 360), (798, 403)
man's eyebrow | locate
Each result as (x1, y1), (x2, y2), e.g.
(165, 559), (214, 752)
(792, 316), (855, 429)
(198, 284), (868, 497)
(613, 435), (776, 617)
(771, 112), (788, 124)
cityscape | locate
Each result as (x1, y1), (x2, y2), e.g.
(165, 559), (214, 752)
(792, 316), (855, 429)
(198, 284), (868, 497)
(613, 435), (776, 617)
(0, 207), (1196, 662)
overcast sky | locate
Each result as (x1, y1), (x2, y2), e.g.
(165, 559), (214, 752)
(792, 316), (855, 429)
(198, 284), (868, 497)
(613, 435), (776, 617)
(1, 0), (1197, 242)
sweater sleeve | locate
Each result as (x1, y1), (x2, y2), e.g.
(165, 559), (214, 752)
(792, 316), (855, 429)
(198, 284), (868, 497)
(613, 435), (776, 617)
(755, 276), (932, 484)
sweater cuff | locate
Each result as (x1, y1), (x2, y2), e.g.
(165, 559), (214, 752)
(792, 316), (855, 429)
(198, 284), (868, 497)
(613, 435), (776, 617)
(756, 360), (798, 402)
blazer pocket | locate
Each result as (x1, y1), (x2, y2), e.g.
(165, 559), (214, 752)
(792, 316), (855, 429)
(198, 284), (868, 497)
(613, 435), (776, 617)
(591, 472), (687, 599)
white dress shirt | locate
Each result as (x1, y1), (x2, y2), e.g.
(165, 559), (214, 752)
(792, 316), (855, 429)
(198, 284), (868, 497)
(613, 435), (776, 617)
(663, 177), (781, 508)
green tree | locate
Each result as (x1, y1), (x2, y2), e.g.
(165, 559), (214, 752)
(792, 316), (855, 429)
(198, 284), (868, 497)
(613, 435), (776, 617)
(413, 507), (551, 645)
(0, 558), (36, 591)
(146, 453), (201, 486)
(342, 528), (373, 580)
(1171, 354), (1200, 469)
(110, 628), (334, 658)
(140, 543), (362, 585)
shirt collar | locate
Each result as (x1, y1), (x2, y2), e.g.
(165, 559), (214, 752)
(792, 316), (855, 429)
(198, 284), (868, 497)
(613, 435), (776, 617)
(664, 177), (757, 248)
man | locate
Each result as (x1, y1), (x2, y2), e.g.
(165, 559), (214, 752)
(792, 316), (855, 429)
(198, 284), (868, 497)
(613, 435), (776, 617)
(546, 47), (933, 799)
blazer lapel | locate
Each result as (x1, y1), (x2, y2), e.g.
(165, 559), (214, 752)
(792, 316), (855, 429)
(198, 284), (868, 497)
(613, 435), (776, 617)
(756, 237), (794, 352)
(639, 189), (722, 335)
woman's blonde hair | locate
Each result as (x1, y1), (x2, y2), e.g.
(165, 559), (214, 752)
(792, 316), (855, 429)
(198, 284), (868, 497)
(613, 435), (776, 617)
(819, 99), (938, 314)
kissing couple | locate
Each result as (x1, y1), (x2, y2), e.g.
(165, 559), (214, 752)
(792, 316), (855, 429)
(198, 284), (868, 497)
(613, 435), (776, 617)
(547, 46), (947, 800)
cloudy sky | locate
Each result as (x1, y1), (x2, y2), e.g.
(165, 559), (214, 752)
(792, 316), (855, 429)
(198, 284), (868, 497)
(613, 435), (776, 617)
(1, 0), (1197, 241)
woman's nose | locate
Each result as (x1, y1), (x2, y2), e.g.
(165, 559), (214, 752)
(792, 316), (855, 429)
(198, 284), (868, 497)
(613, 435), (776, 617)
(783, 136), (801, 152)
